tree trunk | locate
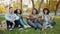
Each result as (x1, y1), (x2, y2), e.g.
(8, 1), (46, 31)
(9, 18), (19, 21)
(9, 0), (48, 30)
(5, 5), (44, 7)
(55, 4), (59, 15)
(20, 0), (22, 11)
(31, 0), (35, 9)
(55, 0), (60, 15)
(38, 0), (44, 12)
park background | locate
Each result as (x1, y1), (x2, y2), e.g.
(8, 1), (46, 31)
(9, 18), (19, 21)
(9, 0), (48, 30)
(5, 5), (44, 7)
(0, 0), (60, 34)
(0, 0), (60, 15)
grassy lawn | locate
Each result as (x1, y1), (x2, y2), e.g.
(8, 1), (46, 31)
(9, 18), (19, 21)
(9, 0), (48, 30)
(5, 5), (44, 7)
(0, 17), (60, 34)
(0, 17), (5, 22)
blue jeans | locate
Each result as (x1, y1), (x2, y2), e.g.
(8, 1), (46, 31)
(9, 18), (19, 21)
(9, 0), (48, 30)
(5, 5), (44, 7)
(28, 20), (43, 29)
(50, 21), (56, 26)
(28, 20), (36, 28)
(19, 18), (27, 26)
(36, 21), (43, 29)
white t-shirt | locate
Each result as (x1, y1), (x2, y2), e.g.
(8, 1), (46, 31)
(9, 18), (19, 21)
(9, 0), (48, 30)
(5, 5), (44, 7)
(43, 15), (50, 24)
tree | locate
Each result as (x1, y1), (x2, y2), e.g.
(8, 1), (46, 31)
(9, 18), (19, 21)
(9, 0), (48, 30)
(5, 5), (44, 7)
(55, 0), (60, 15)
(20, 0), (22, 10)
(31, 0), (35, 9)
(38, 0), (44, 12)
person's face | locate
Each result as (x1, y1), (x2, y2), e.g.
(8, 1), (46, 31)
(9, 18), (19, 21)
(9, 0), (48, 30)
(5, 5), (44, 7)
(44, 10), (48, 14)
(9, 8), (14, 14)
(17, 9), (20, 14)
(33, 10), (36, 15)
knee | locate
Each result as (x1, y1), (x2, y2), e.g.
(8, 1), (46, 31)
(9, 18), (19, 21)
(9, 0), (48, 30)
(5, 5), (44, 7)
(51, 21), (56, 26)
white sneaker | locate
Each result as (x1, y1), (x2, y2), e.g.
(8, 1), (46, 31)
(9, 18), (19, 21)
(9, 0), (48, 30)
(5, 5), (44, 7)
(48, 25), (53, 28)
(26, 25), (31, 28)
(28, 25), (31, 28)
(18, 28), (23, 30)
(9, 25), (11, 28)
(9, 28), (13, 31)
(50, 26), (53, 28)
(24, 25), (29, 28)
(18, 25), (21, 28)
(12, 25), (14, 29)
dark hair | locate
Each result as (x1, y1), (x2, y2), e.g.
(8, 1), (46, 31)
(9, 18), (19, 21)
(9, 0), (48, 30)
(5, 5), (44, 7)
(43, 8), (50, 15)
(9, 7), (12, 9)
(14, 9), (22, 14)
(32, 8), (38, 14)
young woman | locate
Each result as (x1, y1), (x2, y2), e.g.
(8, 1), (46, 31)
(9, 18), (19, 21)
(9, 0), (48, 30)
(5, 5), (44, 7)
(42, 8), (56, 31)
(27, 8), (43, 30)
(5, 7), (21, 31)
(14, 9), (30, 28)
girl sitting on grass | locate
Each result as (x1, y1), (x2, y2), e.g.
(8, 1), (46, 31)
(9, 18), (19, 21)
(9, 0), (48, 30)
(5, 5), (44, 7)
(27, 8), (43, 30)
(14, 9), (30, 29)
(42, 8), (56, 31)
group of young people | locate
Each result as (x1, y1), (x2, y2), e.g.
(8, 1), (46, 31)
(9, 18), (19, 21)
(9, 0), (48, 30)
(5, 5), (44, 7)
(5, 7), (56, 31)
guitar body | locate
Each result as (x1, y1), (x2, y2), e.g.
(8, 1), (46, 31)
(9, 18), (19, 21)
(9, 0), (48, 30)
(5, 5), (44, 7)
(26, 15), (34, 22)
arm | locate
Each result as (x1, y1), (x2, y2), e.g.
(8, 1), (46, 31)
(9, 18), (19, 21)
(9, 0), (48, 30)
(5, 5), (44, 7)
(14, 14), (19, 20)
(5, 14), (11, 21)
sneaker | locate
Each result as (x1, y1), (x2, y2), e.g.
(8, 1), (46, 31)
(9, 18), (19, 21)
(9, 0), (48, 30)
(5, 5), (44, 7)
(18, 28), (23, 30)
(48, 25), (53, 28)
(18, 25), (21, 28)
(9, 28), (13, 31)
(26, 25), (31, 28)
(50, 26), (53, 28)
(24, 25), (27, 28)
(9, 25), (11, 28)
(12, 25), (14, 29)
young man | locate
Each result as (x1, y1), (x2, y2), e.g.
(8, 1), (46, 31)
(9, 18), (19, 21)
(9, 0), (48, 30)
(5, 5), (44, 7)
(5, 7), (22, 31)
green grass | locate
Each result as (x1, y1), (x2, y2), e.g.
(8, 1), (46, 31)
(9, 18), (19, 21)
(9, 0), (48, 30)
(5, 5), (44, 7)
(0, 17), (60, 34)
(0, 17), (5, 22)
